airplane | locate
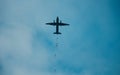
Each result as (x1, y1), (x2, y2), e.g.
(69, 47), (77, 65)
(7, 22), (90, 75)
(46, 17), (69, 34)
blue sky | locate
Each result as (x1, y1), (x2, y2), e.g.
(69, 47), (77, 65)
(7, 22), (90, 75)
(0, 0), (120, 75)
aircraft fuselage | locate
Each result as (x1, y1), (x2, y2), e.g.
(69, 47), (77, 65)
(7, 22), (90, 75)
(55, 17), (61, 34)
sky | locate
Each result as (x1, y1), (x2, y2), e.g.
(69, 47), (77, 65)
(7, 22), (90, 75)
(0, 0), (120, 75)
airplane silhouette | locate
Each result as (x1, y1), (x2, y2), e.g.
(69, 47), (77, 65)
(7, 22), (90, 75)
(46, 17), (69, 34)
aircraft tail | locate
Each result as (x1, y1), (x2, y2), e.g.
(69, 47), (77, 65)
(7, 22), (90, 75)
(53, 32), (61, 34)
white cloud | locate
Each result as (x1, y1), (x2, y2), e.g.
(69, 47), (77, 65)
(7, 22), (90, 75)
(0, 22), (52, 75)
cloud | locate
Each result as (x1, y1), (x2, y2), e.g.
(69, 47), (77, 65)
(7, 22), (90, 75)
(0, 22), (52, 75)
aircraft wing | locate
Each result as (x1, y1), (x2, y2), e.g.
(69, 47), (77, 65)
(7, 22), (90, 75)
(46, 22), (56, 26)
(59, 23), (69, 26)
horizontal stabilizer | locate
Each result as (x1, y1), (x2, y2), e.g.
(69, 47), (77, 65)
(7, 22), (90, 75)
(53, 32), (61, 34)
